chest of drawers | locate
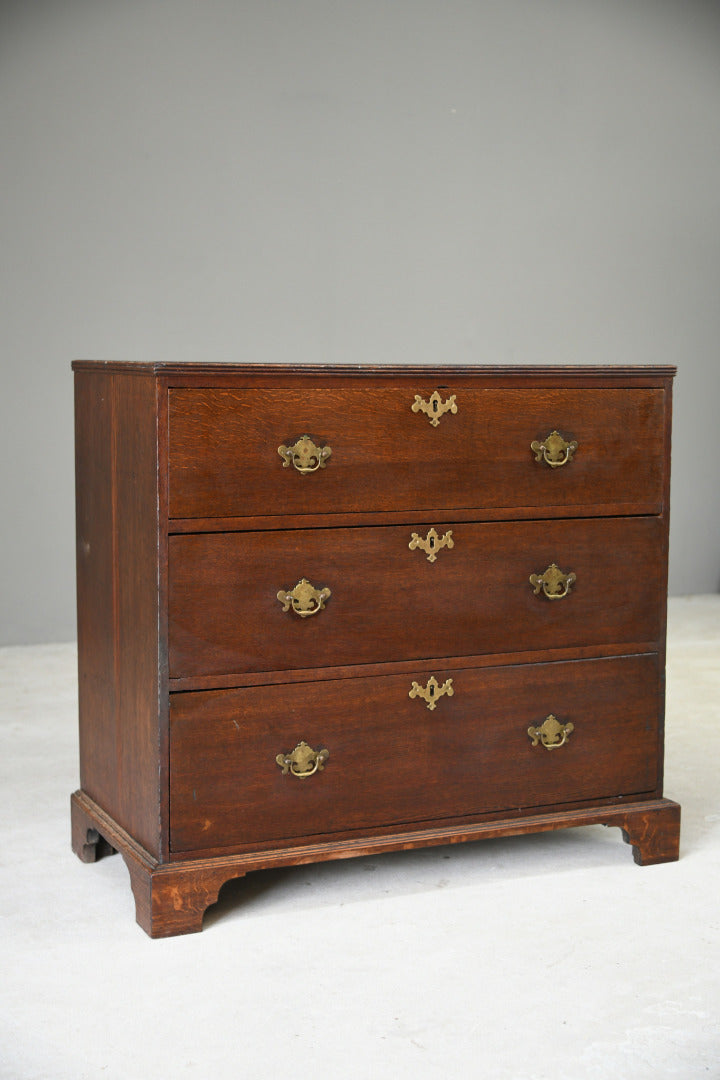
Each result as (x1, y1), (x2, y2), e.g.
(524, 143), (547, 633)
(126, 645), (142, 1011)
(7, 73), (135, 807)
(71, 362), (680, 937)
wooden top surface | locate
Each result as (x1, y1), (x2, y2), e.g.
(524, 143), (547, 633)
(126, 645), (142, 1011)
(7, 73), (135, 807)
(72, 359), (677, 381)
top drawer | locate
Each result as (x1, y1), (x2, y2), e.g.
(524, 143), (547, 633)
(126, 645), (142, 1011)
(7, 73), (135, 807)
(167, 386), (666, 520)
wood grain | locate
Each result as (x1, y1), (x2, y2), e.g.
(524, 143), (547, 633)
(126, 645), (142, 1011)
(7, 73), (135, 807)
(71, 362), (677, 936)
(74, 370), (163, 856)
(72, 789), (680, 936)
(168, 653), (661, 853)
(72, 360), (677, 383)
(168, 386), (666, 519)
(168, 515), (665, 678)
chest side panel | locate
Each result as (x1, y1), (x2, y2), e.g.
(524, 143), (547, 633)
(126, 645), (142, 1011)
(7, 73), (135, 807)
(75, 370), (164, 857)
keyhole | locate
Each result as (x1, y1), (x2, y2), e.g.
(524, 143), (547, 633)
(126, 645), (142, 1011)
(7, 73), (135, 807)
(429, 684), (435, 697)
(429, 535), (435, 548)
(433, 398), (438, 413)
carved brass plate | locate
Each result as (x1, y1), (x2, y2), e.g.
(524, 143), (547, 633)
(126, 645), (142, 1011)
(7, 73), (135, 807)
(409, 528), (454, 563)
(409, 676), (454, 711)
(276, 740), (329, 778)
(529, 563), (576, 600)
(411, 391), (458, 427)
(528, 714), (574, 750)
(277, 578), (331, 617)
(278, 435), (332, 474)
(531, 430), (578, 468)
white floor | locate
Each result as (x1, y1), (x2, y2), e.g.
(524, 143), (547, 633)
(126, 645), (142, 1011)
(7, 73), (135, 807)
(1, 596), (719, 1080)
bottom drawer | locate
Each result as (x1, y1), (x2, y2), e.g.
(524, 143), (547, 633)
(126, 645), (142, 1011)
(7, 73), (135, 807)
(169, 653), (660, 854)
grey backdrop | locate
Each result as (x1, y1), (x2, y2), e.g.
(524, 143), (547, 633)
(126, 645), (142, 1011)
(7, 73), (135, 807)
(1, 0), (719, 645)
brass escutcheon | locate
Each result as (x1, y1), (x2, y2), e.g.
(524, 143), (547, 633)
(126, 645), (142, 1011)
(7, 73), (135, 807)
(278, 435), (332, 474)
(277, 578), (331, 617)
(531, 430), (578, 468)
(276, 740), (329, 778)
(411, 391), (458, 427)
(409, 528), (454, 563)
(529, 563), (576, 600)
(528, 714), (574, 750)
(409, 676), (454, 711)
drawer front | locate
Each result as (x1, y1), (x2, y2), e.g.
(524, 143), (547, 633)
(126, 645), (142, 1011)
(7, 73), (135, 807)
(168, 387), (666, 519)
(168, 516), (664, 678)
(169, 654), (660, 852)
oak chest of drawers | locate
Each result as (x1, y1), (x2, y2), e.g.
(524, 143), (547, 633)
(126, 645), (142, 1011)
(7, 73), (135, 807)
(71, 362), (680, 936)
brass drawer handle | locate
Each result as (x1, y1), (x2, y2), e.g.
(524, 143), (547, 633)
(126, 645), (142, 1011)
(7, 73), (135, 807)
(531, 430), (578, 468)
(278, 435), (332, 473)
(409, 528), (454, 563)
(277, 578), (331, 617)
(411, 391), (458, 427)
(409, 676), (454, 711)
(276, 741), (329, 778)
(528, 714), (574, 750)
(530, 563), (576, 600)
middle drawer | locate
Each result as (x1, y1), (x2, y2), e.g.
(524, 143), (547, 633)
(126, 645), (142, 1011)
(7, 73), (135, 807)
(168, 516), (664, 679)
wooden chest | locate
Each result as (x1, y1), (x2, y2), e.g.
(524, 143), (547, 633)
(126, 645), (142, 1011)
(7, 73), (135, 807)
(71, 362), (680, 936)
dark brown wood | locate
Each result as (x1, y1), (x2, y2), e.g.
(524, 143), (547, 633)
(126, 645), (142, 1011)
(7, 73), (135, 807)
(620, 799), (681, 864)
(169, 653), (660, 853)
(72, 789), (680, 936)
(155, 379), (171, 860)
(71, 362), (678, 936)
(123, 851), (246, 938)
(71, 791), (117, 862)
(168, 386), (665, 520)
(72, 360), (677, 383)
(167, 640), (659, 692)
(168, 516), (664, 678)
(167, 502), (665, 534)
(653, 374), (674, 797)
(74, 370), (164, 857)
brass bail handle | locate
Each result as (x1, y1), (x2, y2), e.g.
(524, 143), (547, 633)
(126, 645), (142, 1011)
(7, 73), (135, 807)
(531, 430), (578, 468)
(276, 741), (329, 778)
(528, 714), (574, 750)
(277, 578), (331, 617)
(278, 435), (332, 474)
(529, 563), (576, 600)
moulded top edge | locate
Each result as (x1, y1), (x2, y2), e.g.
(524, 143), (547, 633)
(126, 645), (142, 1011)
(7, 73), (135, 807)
(71, 360), (678, 378)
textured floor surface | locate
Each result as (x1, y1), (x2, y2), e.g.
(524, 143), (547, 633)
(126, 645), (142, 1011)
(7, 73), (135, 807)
(1, 596), (719, 1079)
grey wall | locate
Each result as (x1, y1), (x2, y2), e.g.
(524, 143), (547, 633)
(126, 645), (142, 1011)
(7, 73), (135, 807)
(1, 0), (719, 645)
